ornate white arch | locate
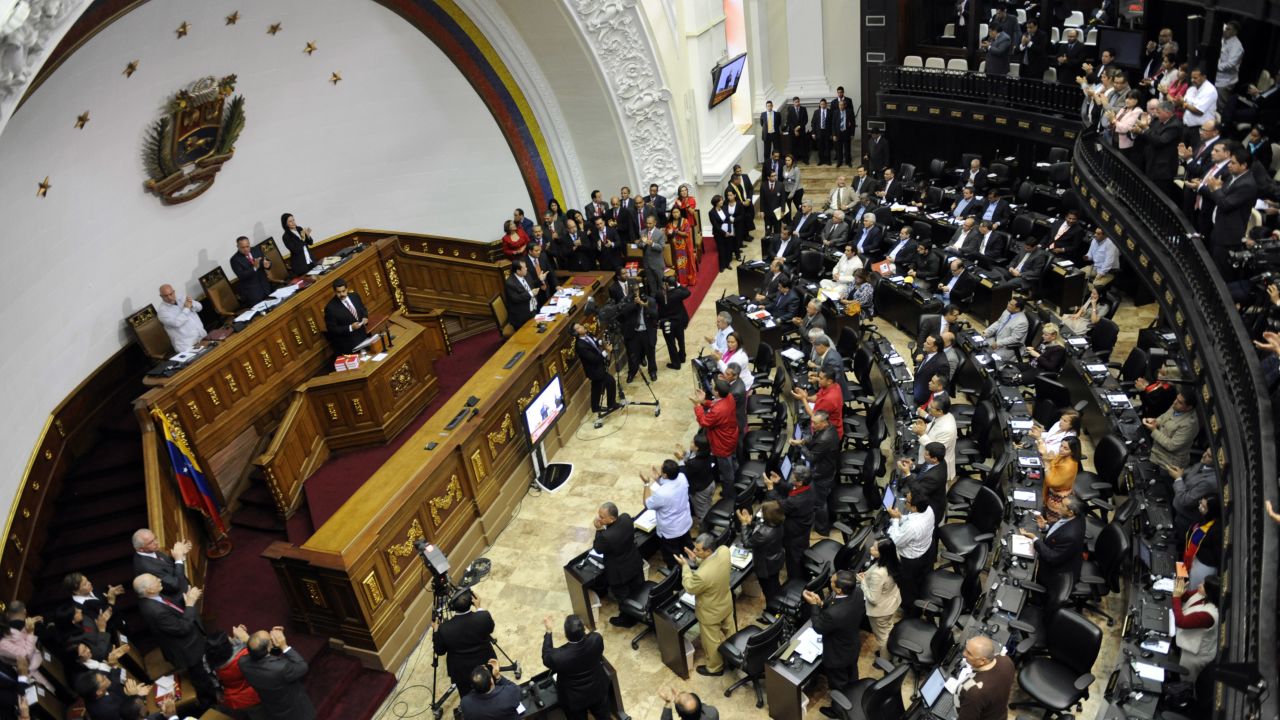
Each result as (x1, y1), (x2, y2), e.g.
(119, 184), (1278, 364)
(0, 0), (89, 136)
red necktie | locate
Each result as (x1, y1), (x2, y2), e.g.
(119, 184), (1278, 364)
(161, 598), (183, 613)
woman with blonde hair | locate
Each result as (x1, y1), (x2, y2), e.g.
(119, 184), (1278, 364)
(1024, 322), (1067, 379)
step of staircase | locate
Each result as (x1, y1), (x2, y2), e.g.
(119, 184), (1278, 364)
(57, 490), (147, 526)
(64, 443), (143, 481)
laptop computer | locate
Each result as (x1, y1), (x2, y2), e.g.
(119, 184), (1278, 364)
(919, 667), (958, 719)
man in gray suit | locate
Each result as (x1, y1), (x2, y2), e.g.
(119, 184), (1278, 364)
(640, 214), (667, 300)
(983, 26), (1013, 76)
(984, 296), (1030, 361)
(820, 210), (849, 248)
(238, 627), (315, 720)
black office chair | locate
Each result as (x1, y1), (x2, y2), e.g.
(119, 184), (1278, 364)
(987, 162), (1012, 192)
(1049, 162), (1072, 187)
(1011, 609), (1103, 716)
(843, 392), (888, 450)
(1024, 313), (1044, 350)
(885, 596), (963, 683)
(919, 543), (988, 611)
(1014, 572), (1073, 654)
(1078, 433), (1129, 500)
(1047, 147), (1069, 164)
(769, 569), (830, 624)
(912, 220), (933, 239)
(1008, 212), (1036, 241)
(1034, 376), (1072, 415)
(743, 412), (785, 459)
(754, 341), (776, 378)
(937, 486), (1003, 556)
(1086, 318), (1119, 362)
(803, 525), (868, 577)
(618, 567), (682, 649)
(953, 400), (996, 462)
(899, 163), (918, 183)
(960, 152), (981, 171)
(1070, 521), (1129, 625)
(828, 660), (910, 720)
(838, 425), (887, 480)
(798, 250), (825, 282)
(1032, 396), (1061, 428)
(1110, 346), (1150, 387)
(929, 158), (947, 178)
(1015, 179), (1036, 205)
(718, 618), (787, 707)
(948, 446), (1012, 512)
(926, 186), (945, 207)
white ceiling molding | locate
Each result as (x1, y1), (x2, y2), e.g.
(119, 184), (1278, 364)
(0, 0), (88, 136)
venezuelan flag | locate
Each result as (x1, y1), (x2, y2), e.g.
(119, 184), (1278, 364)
(151, 409), (227, 535)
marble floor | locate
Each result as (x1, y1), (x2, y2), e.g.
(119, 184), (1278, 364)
(372, 224), (1148, 720)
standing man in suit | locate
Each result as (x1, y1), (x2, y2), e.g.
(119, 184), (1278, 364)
(1056, 29), (1088, 85)
(646, 184), (668, 217)
(1020, 495), (1087, 583)
(503, 262), (539, 331)
(593, 502), (644, 627)
(323, 277), (371, 353)
(659, 277), (691, 370)
(804, 571), (865, 716)
(913, 335), (950, 406)
(640, 215), (667, 300)
(542, 615), (611, 720)
(1142, 101), (1185, 201)
(1205, 147), (1258, 276)
(760, 170), (786, 237)
(280, 213), (316, 276)
(793, 410), (841, 536)
(1019, 19), (1048, 80)
(621, 285), (659, 383)
(230, 236), (272, 306)
(913, 399), (958, 484)
(592, 216), (623, 272)
(556, 218), (595, 272)
(899, 443), (950, 524)
(585, 190), (608, 228)
(864, 128), (891, 174)
(834, 97), (855, 167)
(784, 96), (809, 162)
(982, 25), (1013, 76)
(760, 100), (782, 161)
(616, 187), (638, 245)
(985, 297), (1031, 361)
(133, 573), (217, 711)
(433, 590), (497, 698)
(765, 150), (786, 187)
(678, 534), (734, 677)
(131, 529), (190, 605)
(764, 467), (815, 581)
(523, 241), (557, 304)
(237, 628), (315, 720)
(993, 237), (1051, 293)
(811, 99), (833, 166)
(574, 323), (619, 415)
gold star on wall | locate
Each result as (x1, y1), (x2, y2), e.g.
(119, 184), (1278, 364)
(123, 60), (139, 78)
(75, 111), (90, 129)
(329, 72), (342, 85)
(267, 22), (282, 36)
(36, 177), (51, 197)
(175, 21), (190, 38)
(304, 41), (317, 56)
(225, 11), (240, 26)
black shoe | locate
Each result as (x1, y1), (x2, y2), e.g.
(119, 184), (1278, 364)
(696, 665), (724, 677)
(666, 362), (679, 370)
(609, 616), (638, 628)
(819, 707), (841, 718)
(625, 373), (637, 383)
(607, 403), (623, 412)
(650, 372), (658, 382)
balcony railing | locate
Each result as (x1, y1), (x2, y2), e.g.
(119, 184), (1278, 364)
(876, 65), (1082, 118)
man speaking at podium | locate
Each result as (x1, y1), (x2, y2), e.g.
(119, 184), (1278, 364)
(323, 278), (369, 354)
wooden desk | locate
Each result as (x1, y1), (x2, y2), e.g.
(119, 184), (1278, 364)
(764, 620), (822, 720)
(264, 273), (614, 671)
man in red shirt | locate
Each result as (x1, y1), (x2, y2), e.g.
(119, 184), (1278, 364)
(792, 368), (844, 439)
(691, 380), (739, 494)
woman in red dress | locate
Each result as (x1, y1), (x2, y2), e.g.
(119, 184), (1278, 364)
(666, 207), (698, 286)
(500, 219), (528, 261)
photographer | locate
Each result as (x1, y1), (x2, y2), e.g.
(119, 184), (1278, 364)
(573, 323), (619, 416)
(459, 659), (521, 719)
(659, 276), (691, 370)
(432, 590), (496, 698)
(621, 285), (659, 384)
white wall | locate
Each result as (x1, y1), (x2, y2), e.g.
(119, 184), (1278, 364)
(0, 0), (529, 506)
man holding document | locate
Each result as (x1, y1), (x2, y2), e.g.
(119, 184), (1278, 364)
(323, 277), (370, 354)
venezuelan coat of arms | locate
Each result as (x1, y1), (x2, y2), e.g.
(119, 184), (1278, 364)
(142, 75), (245, 204)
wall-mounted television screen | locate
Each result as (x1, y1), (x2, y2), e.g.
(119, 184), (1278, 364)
(523, 374), (566, 446)
(709, 52), (748, 109)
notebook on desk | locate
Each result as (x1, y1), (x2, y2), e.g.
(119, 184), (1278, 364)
(919, 667), (958, 719)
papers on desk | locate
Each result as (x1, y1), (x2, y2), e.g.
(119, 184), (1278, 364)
(729, 546), (753, 570)
(370, 352), (388, 362)
(1067, 337), (1088, 347)
(270, 285), (300, 300)
(634, 509), (657, 532)
(1055, 260), (1075, 268)
(790, 627), (823, 663)
(555, 287), (584, 297)
(1134, 662), (1166, 683)
(1010, 534), (1036, 559)
(1010, 420), (1034, 432)
(1140, 638), (1172, 655)
(1018, 455), (1042, 467)
(680, 591), (697, 608)
(780, 347), (806, 363)
(170, 349), (202, 363)
(1085, 363), (1108, 373)
(588, 549), (605, 560)
(307, 264), (326, 276)
(251, 298), (281, 313)
(1152, 577), (1176, 592)
(747, 310), (772, 321)
(234, 309), (258, 323)
(539, 297), (574, 315)
(1106, 393), (1133, 409)
(887, 355), (905, 366)
(354, 335), (380, 352)
(1013, 490), (1038, 503)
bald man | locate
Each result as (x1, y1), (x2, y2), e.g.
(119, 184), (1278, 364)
(156, 284), (207, 352)
(238, 628), (315, 720)
(658, 688), (720, 719)
(134, 573), (217, 710)
(956, 635), (1015, 720)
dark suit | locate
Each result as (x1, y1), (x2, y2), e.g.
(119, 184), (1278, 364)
(433, 610), (497, 696)
(138, 597), (218, 708)
(621, 295), (658, 379)
(951, 197), (983, 219)
(1035, 515), (1086, 582)
(851, 175), (880, 198)
(760, 180), (786, 235)
(914, 249), (945, 286)
(946, 227), (982, 257)
(594, 227), (623, 271)
(740, 520), (786, 602)
(593, 514), (644, 600)
(503, 273), (538, 330)
(884, 236), (918, 270)
(769, 481), (816, 581)
(1056, 41), (1088, 84)
(576, 334), (617, 413)
(1019, 30), (1049, 80)
(230, 248), (272, 306)
(974, 231), (1009, 264)
(866, 135), (891, 174)
(939, 270), (977, 305)
(853, 224), (886, 260)
(760, 109), (782, 161)
(985, 31), (1013, 76)
(811, 591), (866, 691)
(661, 706), (719, 720)
(791, 212), (820, 242)
(459, 676), (522, 719)
(238, 649), (315, 720)
(133, 552), (189, 605)
(811, 106), (833, 164)
(584, 200), (608, 228)
(646, 194), (669, 218)
(522, 252), (557, 304)
(997, 247), (1051, 292)
(769, 234), (801, 266)
(82, 674), (130, 720)
(834, 106), (856, 166)
(766, 288), (802, 323)
(914, 352), (950, 405)
(323, 291), (371, 354)
(1143, 117), (1184, 196)
(542, 633), (611, 718)
(906, 462), (949, 525)
(978, 198), (1011, 227)
(1045, 220), (1088, 262)
(1208, 171), (1258, 274)
(879, 179), (905, 204)
(281, 230), (315, 276)
(784, 105), (809, 161)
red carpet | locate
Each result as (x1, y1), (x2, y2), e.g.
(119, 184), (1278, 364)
(683, 236), (722, 318)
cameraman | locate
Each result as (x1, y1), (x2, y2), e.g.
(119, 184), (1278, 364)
(573, 323), (619, 416)
(659, 276), (691, 371)
(432, 590), (496, 698)
(621, 284), (659, 383)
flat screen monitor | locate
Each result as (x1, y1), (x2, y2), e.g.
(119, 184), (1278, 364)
(881, 483), (897, 511)
(709, 52), (748, 109)
(1096, 27), (1145, 68)
(779, 455), (793, 481)
(523, 375), (566, 446)
(920, 668), (947, 706)
(1138, 537), (1152, 569)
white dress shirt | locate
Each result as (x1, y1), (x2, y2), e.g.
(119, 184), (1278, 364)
(646, 474), (693, 539)
(155, 297), (206, 353)
(717, 348), (754, 390)
(888, 506), (936, 559)
(1182, 81), (1219, 127)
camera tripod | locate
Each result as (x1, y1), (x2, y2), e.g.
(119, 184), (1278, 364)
(593, 316), (661, 428)
(426, 573), (521, 719)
